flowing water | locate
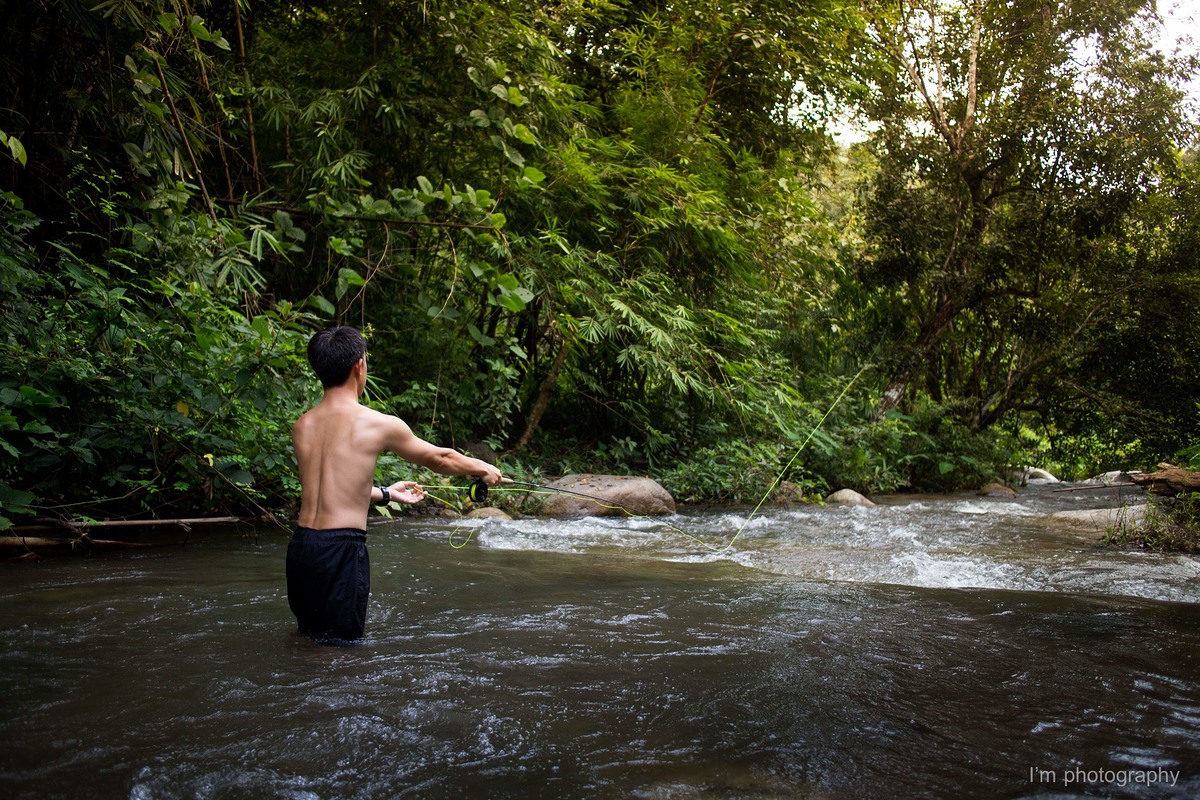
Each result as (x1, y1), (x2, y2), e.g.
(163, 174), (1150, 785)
(2, 485), (1198, 799)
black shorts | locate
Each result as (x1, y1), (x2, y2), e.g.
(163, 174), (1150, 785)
(286, 527), (370, 644)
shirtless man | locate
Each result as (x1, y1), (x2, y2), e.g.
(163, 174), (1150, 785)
(287, 326), (503, 644)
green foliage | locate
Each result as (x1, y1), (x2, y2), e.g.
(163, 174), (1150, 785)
(0, 186), (315, 528)
(898, 402), (1012, 491)
(0, 130), (26, 167)
(660, 440), (817, 505)
(794, 399), (1005, 495)
(1177, 432), (1200, 471)
(1105, 493), (1200, 554)
(852, 0), (1199, 447)
(657, 385), (1007, 501)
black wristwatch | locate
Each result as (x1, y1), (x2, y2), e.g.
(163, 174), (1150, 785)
(377, 486), (391, 505)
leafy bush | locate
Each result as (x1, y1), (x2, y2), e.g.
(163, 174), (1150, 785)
(899, 401), (1010, 490)
(1105, 493), (1200, 554)
(0, 193), (316, 529)
(792, 395), (1010, 495)
(660, 439), (824, 505)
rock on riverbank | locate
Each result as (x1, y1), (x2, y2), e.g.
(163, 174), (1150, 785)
(536, 474), (676, 518)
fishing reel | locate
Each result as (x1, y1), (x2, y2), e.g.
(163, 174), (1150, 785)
(468, 479), (489, 503)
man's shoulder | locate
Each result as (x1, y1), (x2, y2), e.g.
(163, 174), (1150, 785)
(292, 406), (317, 432)
(358, 405), (410, 431)
(294, 399), (408, 437)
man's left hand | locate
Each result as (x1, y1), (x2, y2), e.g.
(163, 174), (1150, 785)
(387, 480), (426, 504)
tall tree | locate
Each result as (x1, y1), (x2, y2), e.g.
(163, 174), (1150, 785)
(856, 0), (1197, 428)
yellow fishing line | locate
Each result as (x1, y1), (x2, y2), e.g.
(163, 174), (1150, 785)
(717, 362), (869, 553)
(417, 489), (482, 549)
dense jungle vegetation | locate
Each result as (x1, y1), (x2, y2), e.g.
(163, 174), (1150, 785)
(1, 0), (1198, 528)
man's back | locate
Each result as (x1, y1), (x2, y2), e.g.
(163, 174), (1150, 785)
(293, 395), (389, 530)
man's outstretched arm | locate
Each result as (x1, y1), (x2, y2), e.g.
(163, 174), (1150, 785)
(383, 415), (503, 485)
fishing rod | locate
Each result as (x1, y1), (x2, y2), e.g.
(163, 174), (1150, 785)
(464, 478), (625, 507)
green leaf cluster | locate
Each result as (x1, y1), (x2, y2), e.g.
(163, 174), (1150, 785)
(0, 190), (315, 527)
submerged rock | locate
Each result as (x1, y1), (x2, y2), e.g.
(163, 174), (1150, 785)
(825, 488), (875, 507)
(1048, 505), (1147, 530)
(536, 474), (676, 518)
(466, 507), (513, 521)
(978, 481), (1017, 498)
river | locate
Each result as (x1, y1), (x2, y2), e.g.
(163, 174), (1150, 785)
(1, 484), (1197, 799)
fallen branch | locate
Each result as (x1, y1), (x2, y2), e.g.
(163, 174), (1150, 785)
(1053, 483), (1139, 493)
(1130, 463), (1200, 497)
(0, 532), (155, 550)
(11, 516), (244, 534)
(3, 516), (251, 555)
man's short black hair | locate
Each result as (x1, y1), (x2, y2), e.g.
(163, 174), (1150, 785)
(307, 326), (366, 388)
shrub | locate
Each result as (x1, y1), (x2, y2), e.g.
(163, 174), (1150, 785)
(0, 194), (317, 528)
(1104, 493), (1200, 554)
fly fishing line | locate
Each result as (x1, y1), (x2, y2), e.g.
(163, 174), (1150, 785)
(420, 363), (870, 554)
(716, 361), (869, 553)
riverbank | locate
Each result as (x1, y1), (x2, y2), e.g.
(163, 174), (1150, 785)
(9, 480), (1197, 558)
(1100, 493), (1200, 554)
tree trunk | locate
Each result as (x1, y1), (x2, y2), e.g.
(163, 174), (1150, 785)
(510, 337), (570, 452)
(1130, 464), (1200, 496)
(875, 294), (967, 417)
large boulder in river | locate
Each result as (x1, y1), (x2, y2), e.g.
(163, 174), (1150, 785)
(535, 474), (676, 518)
(1011, 466), (1059, 485)
(1048, 505), (1147, 529)
(825, 488), (875, 507)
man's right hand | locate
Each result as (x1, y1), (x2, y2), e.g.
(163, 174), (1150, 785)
(477, 463), (504, 486)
